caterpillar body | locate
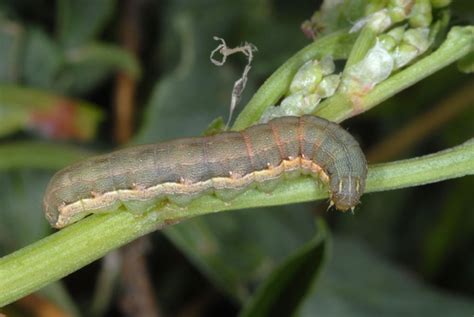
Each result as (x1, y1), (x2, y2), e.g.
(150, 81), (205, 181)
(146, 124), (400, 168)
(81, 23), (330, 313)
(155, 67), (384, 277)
(43, 115), (367, 228)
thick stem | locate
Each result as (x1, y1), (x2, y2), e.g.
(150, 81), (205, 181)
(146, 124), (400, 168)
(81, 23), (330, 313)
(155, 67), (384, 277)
(1, 138), (473, 307)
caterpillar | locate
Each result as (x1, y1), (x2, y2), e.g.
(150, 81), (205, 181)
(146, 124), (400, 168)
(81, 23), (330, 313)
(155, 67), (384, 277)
(43, 115), (367, 228)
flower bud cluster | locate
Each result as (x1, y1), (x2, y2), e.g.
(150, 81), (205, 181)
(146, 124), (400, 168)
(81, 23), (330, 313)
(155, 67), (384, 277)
(267, 0), (444, 121)
(342, 26), (432, 97)
(351, 0), (437, 34)
(261, 56), (341, 122)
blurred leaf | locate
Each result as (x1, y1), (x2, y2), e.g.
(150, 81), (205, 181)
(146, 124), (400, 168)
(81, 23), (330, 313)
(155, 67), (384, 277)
(0, 142), (91, 170)
(135, 0), (311, 143)
(240, 219), (328, 317)
(41, 282), (81, 317)
(299, 237), (474, 316)
(65, 43), (141, 78)
(452, 0), (474, 24)
(2, 2), (137, 94)
(335, 189), (410, 255)
(22, 27), (63, 88)
(0, 18), (24, 83)
(165, 204), (317, 300)
(421, 177), (474, 277)
(57, 0), (115, 48)
(135, 10), (251, 143)
(0, 100), (27, 137)
(54, 42), (141, 94)
(457, 51), (474, 73)
(238, 0), (310, 77)
(0, 85), (103, 140)
(0, 170), (50, 252)
(1, 12), (138, 94)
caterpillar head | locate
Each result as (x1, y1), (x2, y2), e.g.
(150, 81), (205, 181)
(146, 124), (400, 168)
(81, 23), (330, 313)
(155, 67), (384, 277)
(329, 176), (364, 211)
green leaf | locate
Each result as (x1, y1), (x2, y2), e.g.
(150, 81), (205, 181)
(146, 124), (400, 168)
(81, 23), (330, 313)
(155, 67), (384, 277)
(299, 238), (474, 316)
(65, 43), (140, 78)
(41, 283), (81, 317)
(239, 218), (328, 317)
(0, 85), (104, 140)
(165, 205), (317, 300)
(0, 18), (24, 83)
(22, 28), (63, 88)
(0, 142), (91, 170)
(0, 170), (50, 252)
(54, 43), (141, 94)
(57, 0), (115, 48)
(420, 177), (474, 277)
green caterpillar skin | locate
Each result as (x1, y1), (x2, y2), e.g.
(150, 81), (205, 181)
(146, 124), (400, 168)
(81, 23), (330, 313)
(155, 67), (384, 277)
(44, 115), (367, 228)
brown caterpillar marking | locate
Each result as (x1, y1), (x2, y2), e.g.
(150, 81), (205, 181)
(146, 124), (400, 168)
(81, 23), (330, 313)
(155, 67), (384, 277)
(43, 115), (367, 228)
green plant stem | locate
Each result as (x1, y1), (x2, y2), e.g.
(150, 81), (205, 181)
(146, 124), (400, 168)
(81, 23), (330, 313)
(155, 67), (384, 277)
(314, 26), (474, 122)
(232, 31), (356, 130)
(1, 138), (473, 307)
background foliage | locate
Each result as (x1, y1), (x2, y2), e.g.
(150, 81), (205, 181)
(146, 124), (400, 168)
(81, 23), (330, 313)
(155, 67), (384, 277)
(0, 0), (473, 316)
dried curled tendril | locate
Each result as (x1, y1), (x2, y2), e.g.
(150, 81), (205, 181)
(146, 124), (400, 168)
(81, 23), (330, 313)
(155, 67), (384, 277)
(210, 36), (258, 128)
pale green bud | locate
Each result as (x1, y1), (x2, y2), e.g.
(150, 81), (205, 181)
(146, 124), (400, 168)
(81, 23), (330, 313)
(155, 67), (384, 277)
(342, 41), (394, 93)
(289, 60), (323, 94)
(260, 106), (286, 123)
(379, 34), (398, 51)
(366, 1), (387, 15)
(350, 9), (392, 34)
(387, 25), (406, 43)
(317, 74), (341, 98)
(301, 94), (321, 113)
(409, 0), (432, 28)
(403, 27), (430, 52)
(280, 93), (304, 112)
(320, 56), (335, 76)
(368, 9), (393, 33)
(280, 92), (321, 115)
(388, 0), (414, 23)
(393, 43), (419, 68)
(392, 27), (431, 68)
